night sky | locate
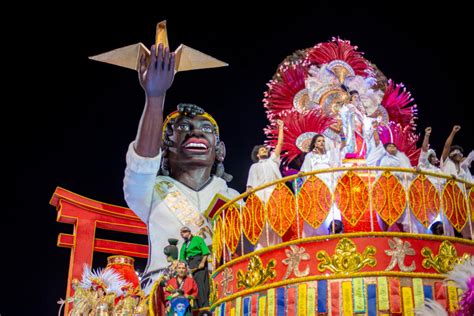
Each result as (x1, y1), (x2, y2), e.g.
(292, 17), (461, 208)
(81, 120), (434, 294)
(6, 3), (471, 314)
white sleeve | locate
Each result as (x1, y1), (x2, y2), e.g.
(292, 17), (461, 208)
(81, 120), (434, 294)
(246, 164), (258, 188)
(460, 151), (474, 182)
(366, 143), (385, 166)
(270, 152), (281, 166)
(123, 142), (162, 223)
(329, 148), (342, 167)
(300, 153), (312, 173)
(418, 150), (429, 168)
(461, 150), (474, 169)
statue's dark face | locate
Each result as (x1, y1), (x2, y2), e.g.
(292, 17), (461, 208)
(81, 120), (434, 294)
(168, 116), (217, 169)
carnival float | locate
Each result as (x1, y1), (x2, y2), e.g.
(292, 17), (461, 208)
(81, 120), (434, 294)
(51, 22), (474, 315)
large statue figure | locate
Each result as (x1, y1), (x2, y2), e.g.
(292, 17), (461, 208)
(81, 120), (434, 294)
(123, 44), (240, 292)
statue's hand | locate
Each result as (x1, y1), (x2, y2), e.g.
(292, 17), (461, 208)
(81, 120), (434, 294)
(138, 44), (176, 97)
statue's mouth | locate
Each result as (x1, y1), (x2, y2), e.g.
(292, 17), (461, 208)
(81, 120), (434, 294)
(182, 137), (210, 153)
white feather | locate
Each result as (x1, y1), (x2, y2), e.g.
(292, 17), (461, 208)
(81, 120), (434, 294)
(446, 256), (474, 291)
(78, 263), (129, 296)
(415, 299), (448, 316)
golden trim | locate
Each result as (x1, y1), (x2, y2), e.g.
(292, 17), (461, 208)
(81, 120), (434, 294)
(209, 277), (219, 305)
(148, 277), (162, 316)
(107, 255), (135, 266)
(204, 193), (231, 219)
(212, 232), (474, 276)
(210, 271), (445, 309)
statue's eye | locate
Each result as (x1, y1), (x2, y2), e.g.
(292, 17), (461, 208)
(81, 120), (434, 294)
(201, 125), (214, 134)
(176, 123), (191, 132)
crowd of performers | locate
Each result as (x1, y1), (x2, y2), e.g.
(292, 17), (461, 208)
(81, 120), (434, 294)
(248, 119), (473, 242)
(65, 38), (473, 315)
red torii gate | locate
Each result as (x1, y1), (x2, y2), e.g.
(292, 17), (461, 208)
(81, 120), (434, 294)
(50, 187), (149, 315)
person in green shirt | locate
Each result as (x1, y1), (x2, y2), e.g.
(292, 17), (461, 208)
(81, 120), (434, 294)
(179, 226), (210, 308)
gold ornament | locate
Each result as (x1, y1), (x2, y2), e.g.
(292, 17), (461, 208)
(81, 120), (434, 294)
(316, 238), (376, 274)
(421, 240), (471, 273)
(236, 255), (277, 289)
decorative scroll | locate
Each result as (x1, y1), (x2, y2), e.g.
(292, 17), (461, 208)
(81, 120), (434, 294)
(372, 171), (407, 226)
(442, 180), (468, 232)
(408, 174), (440, 228)
(335, 171), (369, 227)
(316, 238), (376, 273)
(236, 255), (276, 289)
(267, 183), (296, 236)
(242, 193), (265, 245)
(298, 175), (332, 228)
(421, 240), (471, 273)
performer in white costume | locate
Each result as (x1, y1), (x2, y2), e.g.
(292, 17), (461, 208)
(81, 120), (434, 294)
(440, 125), (473, 183)
(440, 125), (473, 238)
(417, 127), (454, 236)
(122, 44), (239, 292)
(300, 133), (345, 236)
(365, 120), (425, 233)
(246, 119), (284, 248)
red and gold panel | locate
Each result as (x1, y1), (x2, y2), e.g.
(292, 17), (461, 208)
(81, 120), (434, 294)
(442, 180), (468, 232)
(267, 183), (296, 237)
(298, 175), (332, 229)
(224, 205), (242, 254)
(335, 171), (369, 227)
(212, 216), (224, 266)
(242, 193), (265, 245)
(409, 174), (441, 228)
(211, 233), (474, 308)
(372, 172), (407, 226)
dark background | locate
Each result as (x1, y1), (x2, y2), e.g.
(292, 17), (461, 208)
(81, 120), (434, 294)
(5, 2), (471, 314)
